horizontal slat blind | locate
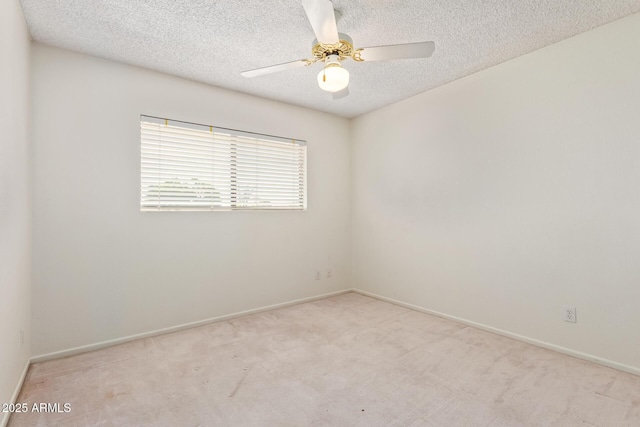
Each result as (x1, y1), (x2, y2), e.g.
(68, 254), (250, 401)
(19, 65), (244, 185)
(141, 116), (307, 211)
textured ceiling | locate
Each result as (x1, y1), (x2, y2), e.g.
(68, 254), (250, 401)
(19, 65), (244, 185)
(19, 0), (640, 118)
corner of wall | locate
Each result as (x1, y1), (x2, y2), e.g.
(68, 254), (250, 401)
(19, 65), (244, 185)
(0, 0), (33, 424)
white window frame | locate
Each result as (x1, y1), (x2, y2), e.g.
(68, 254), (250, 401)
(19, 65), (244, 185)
(140, 115), (307, 211)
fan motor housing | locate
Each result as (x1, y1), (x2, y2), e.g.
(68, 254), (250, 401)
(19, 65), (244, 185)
(311, 33), (354, 61)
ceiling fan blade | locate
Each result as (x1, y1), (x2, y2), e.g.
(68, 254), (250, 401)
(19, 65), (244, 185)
(356, 41), (435, 62)
(241, 59), (309, 78)
(332, 86), (349, 100)
(302, 0), (339, 44)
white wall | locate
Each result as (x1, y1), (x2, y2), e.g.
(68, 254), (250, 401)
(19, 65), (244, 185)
(31, 45), (350, 356)
(351, 14), (640, 371)
(0, 0), (31, 417)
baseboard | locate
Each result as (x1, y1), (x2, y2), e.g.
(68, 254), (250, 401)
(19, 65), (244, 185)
(26, 286), (639, 389)
(351, 288), (640, 377)
(1, 358), (30, 427)
(31, 289), (350, 363)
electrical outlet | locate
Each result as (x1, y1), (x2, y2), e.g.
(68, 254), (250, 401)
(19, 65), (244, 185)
(315, 270), (321, 280)
(20, 329), (24, 346)
(326, 269), (332, 278)
(563, 306), (577, 323)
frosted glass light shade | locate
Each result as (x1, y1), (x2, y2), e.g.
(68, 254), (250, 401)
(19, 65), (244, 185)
(317, 63), (349, 92)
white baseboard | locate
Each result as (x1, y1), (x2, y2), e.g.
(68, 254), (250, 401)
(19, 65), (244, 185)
(351, 288), (640, 377)
(1, 359), (30, 427)
(24, 286), (639, 390)
(31, 289), (350, 363)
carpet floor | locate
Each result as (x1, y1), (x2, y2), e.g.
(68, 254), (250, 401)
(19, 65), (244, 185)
(8, 292), (640, 426)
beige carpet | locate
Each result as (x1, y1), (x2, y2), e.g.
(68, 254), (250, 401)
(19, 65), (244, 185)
(9, 292), (640, 426)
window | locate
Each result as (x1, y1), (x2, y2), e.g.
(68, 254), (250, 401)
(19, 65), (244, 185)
(140, 116), (307, 211)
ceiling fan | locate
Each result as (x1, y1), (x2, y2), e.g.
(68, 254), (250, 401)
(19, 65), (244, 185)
(241, 0), (435, 99)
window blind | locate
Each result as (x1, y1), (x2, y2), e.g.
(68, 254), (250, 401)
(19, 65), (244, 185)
(141, 116), (307, 211)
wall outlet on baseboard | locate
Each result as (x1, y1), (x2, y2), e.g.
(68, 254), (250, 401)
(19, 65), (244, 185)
(326, 269), (332, 278)
(563, 306), (577, 323)
(315, 270), (321, 280)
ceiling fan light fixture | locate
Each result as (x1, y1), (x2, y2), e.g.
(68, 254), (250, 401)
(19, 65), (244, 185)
(240, 0), (436, 101)
(317, 56), (349, 92)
